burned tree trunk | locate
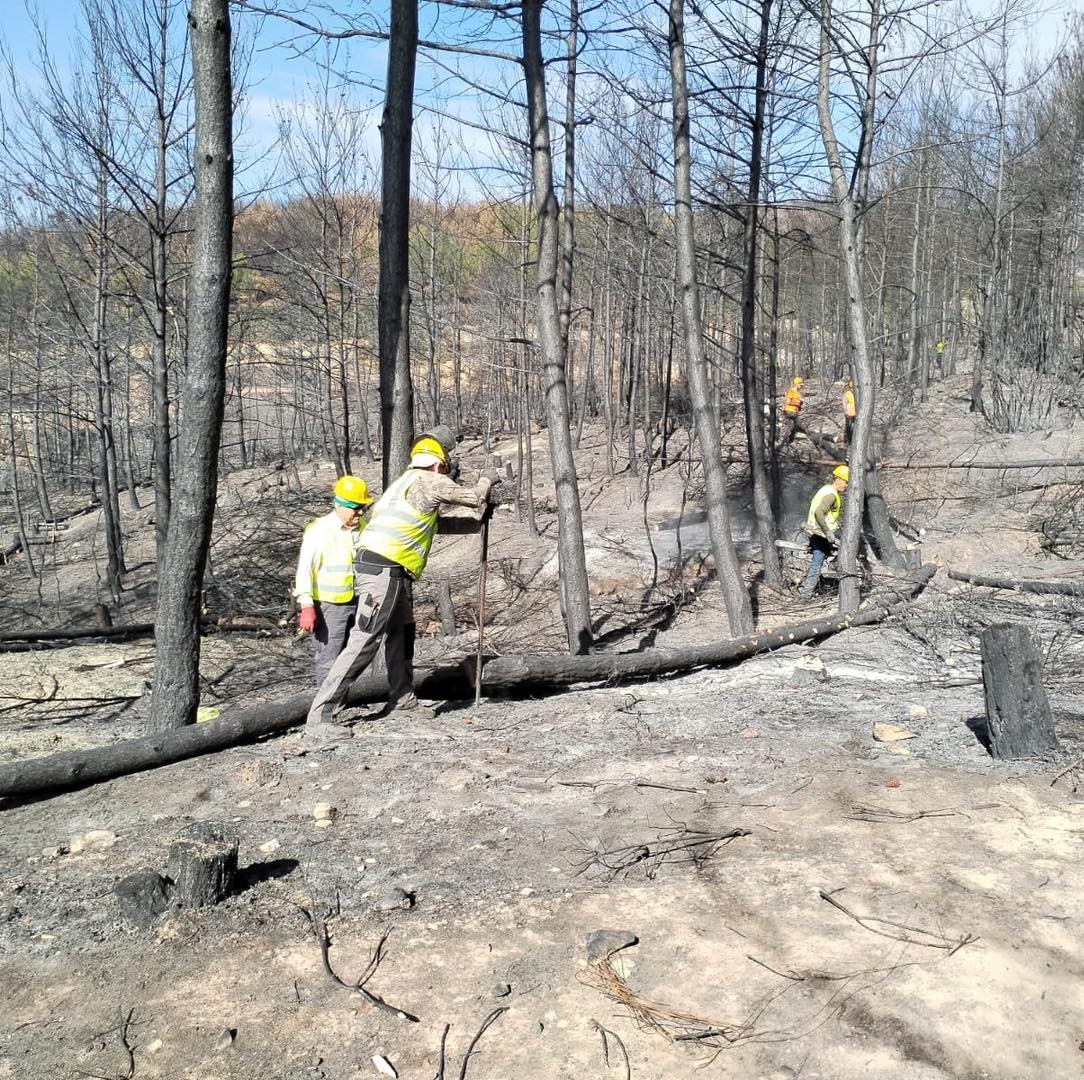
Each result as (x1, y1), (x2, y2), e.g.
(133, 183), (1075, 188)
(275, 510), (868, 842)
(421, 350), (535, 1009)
(149, 0), (233, 731)
(668, 0), (753, 635)
(980, 624), (1059, 759)
(522, 0), (593, 654)
(167, 821), (238, 906)
(377, 0), (418, 481)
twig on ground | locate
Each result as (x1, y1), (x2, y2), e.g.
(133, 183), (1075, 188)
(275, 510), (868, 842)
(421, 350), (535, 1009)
(590, 1018), (631, 1079)
(819, 889), (977, 953)
(847, 804), (966, 824)
(299, 905), (419, 1022)
(433, 1023), (450, 1080)
(1050, 756), (1084, 788)
(457, 1007), (507, 1080)
(75, 1007), (137, 1080)
(575, 826), (750, 879)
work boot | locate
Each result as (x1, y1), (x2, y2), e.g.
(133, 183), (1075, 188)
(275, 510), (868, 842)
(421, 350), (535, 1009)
(386, 693), (436, 720)
(300, 721), (353, 752)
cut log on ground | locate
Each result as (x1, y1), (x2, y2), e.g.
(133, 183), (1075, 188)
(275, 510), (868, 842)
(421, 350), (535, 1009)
(477, 567), (936, 692)
(0, 567), (936, 801)
(948, 568), (1084, 597)
(979, 624), (1060, 760)
(0, 615), (286, 652)
(167, 821), (239, 906)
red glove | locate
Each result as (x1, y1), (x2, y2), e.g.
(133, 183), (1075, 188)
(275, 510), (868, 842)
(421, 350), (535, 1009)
(298, 605), (317, 633)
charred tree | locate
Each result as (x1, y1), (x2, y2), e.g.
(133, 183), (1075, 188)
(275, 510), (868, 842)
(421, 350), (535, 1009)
(669, 0), (753, 634)
(980, 624), (1059, 759)
(377, 0), (418, 482)
(738, 0), (780, 585)
(522, 0), (593, 653)
(149, 0), (233, 731)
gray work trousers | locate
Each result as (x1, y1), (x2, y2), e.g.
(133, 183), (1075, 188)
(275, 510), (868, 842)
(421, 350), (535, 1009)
(312, 601), (355, 688)
(306, 566), (415, 725)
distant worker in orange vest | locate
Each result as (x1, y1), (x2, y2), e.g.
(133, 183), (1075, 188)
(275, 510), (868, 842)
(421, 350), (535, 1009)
(782, 376), (803, 443)
(843, 379), (856, 444)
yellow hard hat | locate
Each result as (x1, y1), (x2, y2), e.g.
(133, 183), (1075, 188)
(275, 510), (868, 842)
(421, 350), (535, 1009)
(410, 436), (448, 468)
(833, 464), (850, 481)
(792, 376), (803, 386)
(333, 475), (373, 507)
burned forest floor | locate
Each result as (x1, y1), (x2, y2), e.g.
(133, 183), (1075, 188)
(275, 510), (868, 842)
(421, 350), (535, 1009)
(2, 375), (1084, 1080)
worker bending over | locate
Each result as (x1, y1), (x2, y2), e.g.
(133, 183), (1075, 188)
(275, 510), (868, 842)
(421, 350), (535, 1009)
(800, 464), (849, 598)
(305, 433), (498, 740)
(782, 376), (803, 443)
(294, 475), (375, 686)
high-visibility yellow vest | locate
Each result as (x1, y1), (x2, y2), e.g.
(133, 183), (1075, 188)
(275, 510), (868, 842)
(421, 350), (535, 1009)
(844, 389), (856, 418)
(359, 470), (438, 579)
(783, 388), (802, 416)
(304, 513), (360, 603)
(806, 484), (841, 534)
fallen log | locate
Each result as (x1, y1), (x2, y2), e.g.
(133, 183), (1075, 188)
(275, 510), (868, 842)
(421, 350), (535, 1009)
(478, 566), (937, 692)
(0, 567), (936, 801)
(947, 568), (1084, 597)
(0, 668), (473, 801)
(0, 615), (287, 652)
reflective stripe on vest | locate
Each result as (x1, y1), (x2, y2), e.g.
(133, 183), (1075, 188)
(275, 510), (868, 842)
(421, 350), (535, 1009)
(309, 518), (358, 603)
(358, 471), (438, 579)
(806, 484), (841, 533)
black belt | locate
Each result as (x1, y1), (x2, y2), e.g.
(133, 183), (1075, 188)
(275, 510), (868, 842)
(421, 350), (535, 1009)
(356, 551), (408, 577)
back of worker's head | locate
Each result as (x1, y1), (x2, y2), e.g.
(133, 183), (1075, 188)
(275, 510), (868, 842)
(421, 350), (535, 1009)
(410, 436), (448, 471)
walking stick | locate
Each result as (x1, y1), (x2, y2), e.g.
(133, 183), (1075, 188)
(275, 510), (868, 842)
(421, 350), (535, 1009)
(474, 504), (492, 708)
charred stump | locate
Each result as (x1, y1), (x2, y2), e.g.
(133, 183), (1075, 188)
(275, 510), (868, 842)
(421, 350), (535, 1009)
(167, 822), (238, 907)
(980, 624), (1060, 759)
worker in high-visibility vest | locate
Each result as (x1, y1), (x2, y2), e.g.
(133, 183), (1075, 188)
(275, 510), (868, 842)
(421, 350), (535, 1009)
(799, 464), (849, 598)
(782, 376), (803, 443)
(295, 475), (375, 686)
(843, 379), (856, 444)
(304, 432), (499, 742)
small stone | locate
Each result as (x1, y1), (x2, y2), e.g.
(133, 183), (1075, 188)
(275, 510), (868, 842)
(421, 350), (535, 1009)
(314, 819), (334, 830)
(144, 1039), (163, 1054)
(258, 839), (281, 854)
(214, 1027), (235, 1052)
(492, 982), (512, 998)
(41, 847), (65, 859)
(373, 888), (414, 913)
(73, 830), (118, 854)
(885, 778), (902, 789)
(115, 870), (171, 928)
(739, 728), (760, 739)
(372, 1054), (398, 1078)
(585, 929), (638, 962)
(906, 704), (929, 720)
(312, 802), (337, 822)
(873, 722), (915, 743)
(520, 887), (534, 896)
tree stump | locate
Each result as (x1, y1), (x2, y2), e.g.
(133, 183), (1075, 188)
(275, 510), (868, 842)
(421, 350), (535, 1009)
(980, 624), (1060, 759)
(437, 580), (456, 636)
(167, 822), (238, 907)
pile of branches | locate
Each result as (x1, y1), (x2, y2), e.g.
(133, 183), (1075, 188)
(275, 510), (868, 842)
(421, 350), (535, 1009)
(1033, 484), (1084, 557)
(900, 579), (1084, 692)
